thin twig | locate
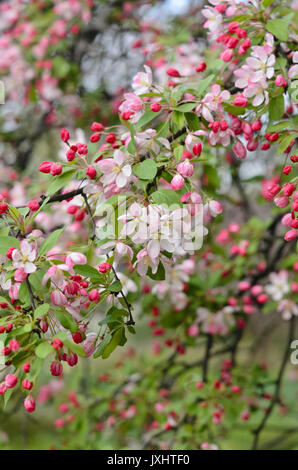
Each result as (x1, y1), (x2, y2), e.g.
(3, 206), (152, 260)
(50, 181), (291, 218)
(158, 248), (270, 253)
(111, 266), (135, 326)
(251, 316), (296, 450)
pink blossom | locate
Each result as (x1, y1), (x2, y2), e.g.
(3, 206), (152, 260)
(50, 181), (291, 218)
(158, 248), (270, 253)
(98, 150), (132, 189)
(177, 160), (194, 178)
(51, 290), (67, 306)
(12, 240), (37, 274)
(171, 174), (185, 190)
(132, 65), (152, 95)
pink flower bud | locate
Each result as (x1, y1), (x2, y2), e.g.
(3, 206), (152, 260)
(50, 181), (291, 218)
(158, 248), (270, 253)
(66, 353), (78, 367)
(274, 196), (289, 208)
(90, 122), (104, 132)
(241, 410), (250, 421)
(24, 395), (35, 413)
(208, 200), (223, 217)
(166, 68), (180, 77)
(275, 75), (287, 87)
(5, 374), (18, 389)
(83, 333), (97, 357)
(150, 102), (162, 112)
(252, 120), (262, 131)
(40, 319), (48, 333)
(0, 203), (8, 214)
(50, 163), (63, 176)
(187, 324), (199, 337)
(66, 252), (87, 267)
(22, 379), (33, 391)
(284, 229), (297, 242)
(283, 183), (295, 197)
(238, 281), (251, 291)
(60, 128), (70, 142)
(22, 362), (30, 373)
(0, 383), (7, 395)
(50, 361), (63, 377)
(14, 268), (27, 282)
(177, 160), (194, 178)
(234, 95), (248, 107)
(90, 132), (101, 143)
(220, 48), (234, 62)
(283, 165), (292, 175)
(51, 290), (67, 306)
(195, 62), (206, 72)
(171, 174), (185, 190)
(257, 294), (268, 304)
(9, 339), (20, 352)
(88, 289), (100, 303)
(98, 262), (111, 273)
(233, 141), (246, 159)
(86, 166), (97, 179)
(247, 139), (258, 151)
(251, 285), (263, 296)
(39, 161), (52, 174)
(28, 200), (40, 211)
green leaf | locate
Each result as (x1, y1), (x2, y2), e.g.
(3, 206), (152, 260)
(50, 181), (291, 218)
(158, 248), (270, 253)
(223, 103), (246, 116)
(18, 282), (31, 307)
(102, 327), (126, 359)
(185, 113), (200, 132)
(197, 74), (215, 96)
(136, 109), (157, 130)
(266, 121), (292, 132)
(38, 228), (64, 256)
(263, 0), (276, 7)
(34, 303), (50, 319)
(277, 134), (294, 155)
(98, 315), (122, 326)
(173, 111), (185, 129)
(0, 236), (20, 255)
(64, 338), (86, 357)
(94, 332), (112, 358)
(52, 56), (71, 78)
(269, 94), (284, 121)
(151, 189), (181, 206)
(3, 388), (13, 410)
(54, 309), (78, 333)
(35, 341), (53, 359)
(174, 145), (184, 161)
(266, 19), (288, 41)
(108, 280), (122, 293)
(46, 170), (75, 196)
(172, 103), (196, 113)
(133, 159), (157, 180)
(73, 264), (104, 281)
(147, 262), (165, 281)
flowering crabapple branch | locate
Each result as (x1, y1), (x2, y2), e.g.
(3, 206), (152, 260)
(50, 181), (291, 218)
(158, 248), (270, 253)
(0, 2), (297, 454)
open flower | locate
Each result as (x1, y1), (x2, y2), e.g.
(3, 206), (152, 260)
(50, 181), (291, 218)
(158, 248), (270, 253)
(12, 240), (37, 274)
(243, 79), (269, 106)
(246, 46), (275, 81)
(134, 244), (160, 276)
(265, 270), (290, 301)
(132, 65), (152, 95)
(98, 150), (132, 189)
(278, 300), (298, 320)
